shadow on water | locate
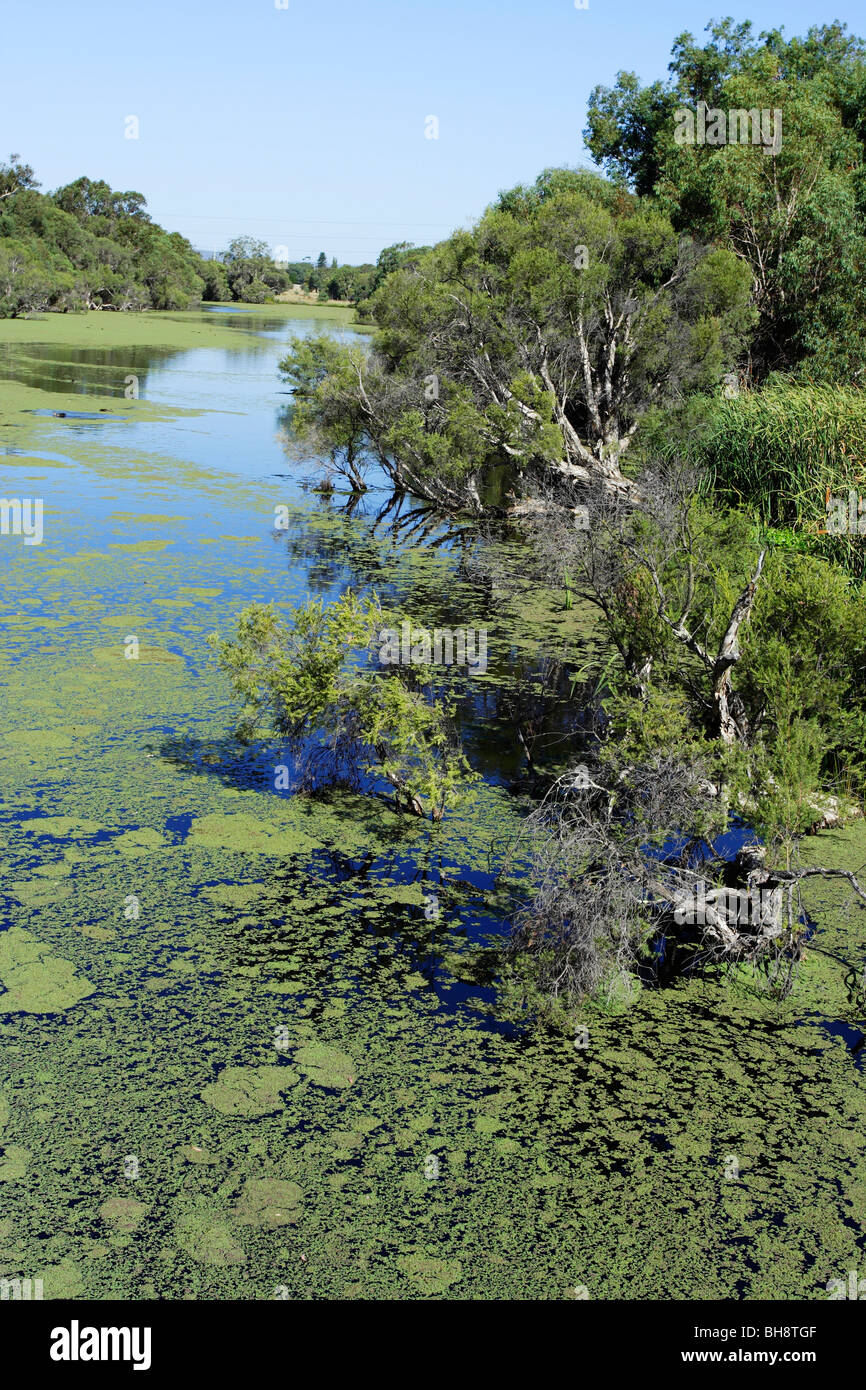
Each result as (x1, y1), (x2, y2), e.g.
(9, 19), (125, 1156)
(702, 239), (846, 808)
(153, 726), (521, 1035)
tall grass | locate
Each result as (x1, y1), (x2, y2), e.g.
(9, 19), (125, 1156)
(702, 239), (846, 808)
(682, 382), (866, 574)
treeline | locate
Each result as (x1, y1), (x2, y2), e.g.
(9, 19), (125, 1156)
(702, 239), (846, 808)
(0, 157), (211, 315)
(199, 237), (430, 309)
(0, 157), (431, 317)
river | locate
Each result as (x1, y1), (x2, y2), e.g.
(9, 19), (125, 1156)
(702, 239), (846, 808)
(0, 305), (863, 1299)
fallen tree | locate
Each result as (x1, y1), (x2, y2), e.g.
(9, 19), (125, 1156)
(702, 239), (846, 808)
(507, 754), (866, 1014)
(497, 462), (866, 1011)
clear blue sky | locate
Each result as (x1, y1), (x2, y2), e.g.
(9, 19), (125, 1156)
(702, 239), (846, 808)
(2, 0), (861, 264)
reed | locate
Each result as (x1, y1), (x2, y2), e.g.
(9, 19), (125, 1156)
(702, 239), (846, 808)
(677, 382), (866, 574)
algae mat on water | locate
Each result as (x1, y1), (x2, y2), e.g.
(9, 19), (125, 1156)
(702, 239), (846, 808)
(1, 312), (864, 1300)
(0, 641), (864, 1297)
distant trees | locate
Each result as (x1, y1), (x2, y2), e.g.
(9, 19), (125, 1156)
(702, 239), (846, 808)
(0, 157), (208, 315)
(0, 164), (386, 316)
(219, 236), (289, 302)
(206, 240), (376, 306)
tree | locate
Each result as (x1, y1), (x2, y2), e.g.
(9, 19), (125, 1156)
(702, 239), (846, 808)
(0, 238), (58, 316)
(277, 169), (753, 513)
(0, 160), (208, 313)
(584, 20), (866, 378)
(198, 257), (231, 302)
(524, 463), (866, 848)
(224, 235), (270, 263)
(507, 748), (866, 1015)
(208, 593), (474, 821)
(0, 153), (39, 203)
(505, 464), (866, 1014)
(278, 335), (382, 492)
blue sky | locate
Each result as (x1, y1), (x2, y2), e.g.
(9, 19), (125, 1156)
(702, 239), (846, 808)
(2, 0), (862, 264)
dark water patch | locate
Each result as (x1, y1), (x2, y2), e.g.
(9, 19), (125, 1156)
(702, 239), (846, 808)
(797, 1013), (866, 1066)
(32, 409), (114, 421)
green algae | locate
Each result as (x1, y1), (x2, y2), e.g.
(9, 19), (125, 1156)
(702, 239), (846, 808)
(233, 1179), (303, 1227)
(35, 1258), (85, 1299)
(2, 730), (74, 750)
(204, 884), (263, 910)
(91, 644), (183, 666)
(181, 1144), (219, 1165)
(201, 1066), (299, 1117)
(110, 514), (189, 526)
(21, 817), (105, 837)
(99, 1197), (147, 1231)
(114, 829), (168, 856)
(174, 1201), (246, 1266)
(188, 813), (319, 857)
(32, 861), (74, 879)
(10, 878), (73, 906)
(399, 1253), (463, 1295)
(109, 540), (175, 553)
(294, 1044), (356, 1090)
(0, 1146), (30, 1181)
(0, 928), (94, 1014)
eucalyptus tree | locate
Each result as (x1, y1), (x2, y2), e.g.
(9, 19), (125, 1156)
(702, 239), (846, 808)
(277, 169), (752, 514)
(585, 19), (866, 378)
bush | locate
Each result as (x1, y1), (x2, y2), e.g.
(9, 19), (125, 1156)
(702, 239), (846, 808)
(208, 593), (475, 821)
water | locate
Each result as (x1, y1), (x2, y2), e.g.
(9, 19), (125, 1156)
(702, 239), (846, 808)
(0, 310), (864, 1300)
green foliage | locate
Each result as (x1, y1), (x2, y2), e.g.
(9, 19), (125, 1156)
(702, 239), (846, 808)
(277, 169), (752, 508)
(0, 160), (207, 314)
(585, 20), (866, 378)
(676, 382), (866, 573)
(218, 237), (288, 301)
(739, 549), (866, 818)
(277, 335), (373, 489)
(208, 593), (475, 822)
(587, 498), (866, 845)
(199, 259), (231, 302)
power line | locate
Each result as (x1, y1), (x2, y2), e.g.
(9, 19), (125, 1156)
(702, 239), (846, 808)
(159, 213), (454, 227)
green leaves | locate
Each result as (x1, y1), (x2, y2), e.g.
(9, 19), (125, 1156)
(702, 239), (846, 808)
(209, 594), (475, 821)
(585, 21), (866, 378)
(277, 169), (753, 509)
(0, 162), (206, 314)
